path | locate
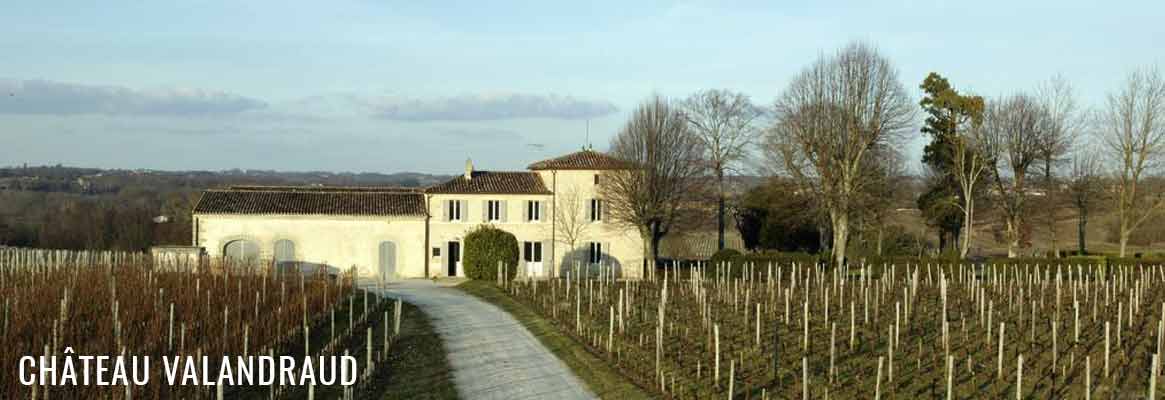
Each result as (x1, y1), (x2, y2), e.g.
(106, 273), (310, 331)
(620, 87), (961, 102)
(371, 279), (596, 400)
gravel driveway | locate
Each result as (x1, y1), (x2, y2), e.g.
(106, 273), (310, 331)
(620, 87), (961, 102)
(371, 279), (595, 400)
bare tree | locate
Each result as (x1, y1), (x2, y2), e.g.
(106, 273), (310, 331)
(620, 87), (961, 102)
(984, 93), (1047, 258)
(551, 186), (590, 265)
(851, 145), (908, 256)
(1034, 75), (1082, 257)
(1099, 67), (1165, 257)
(602, 95), (703, 269)
(682, 89), (764, 251)
(765, 42), (914, 266)
(950, 119), (991, 258)
(1066, 148), (1105, 255)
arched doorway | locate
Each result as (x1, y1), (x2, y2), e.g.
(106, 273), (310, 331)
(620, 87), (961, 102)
(223, 239), (259, 264)
(378, 241), (397, 281)
(274, 239), (296, 272)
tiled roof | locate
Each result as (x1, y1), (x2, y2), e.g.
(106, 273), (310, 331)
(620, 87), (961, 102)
(194, 187), (426, 217)
(527, 150), (634, 170)
(425, 171), (552, 195)
(226, 185), (422, 193)
(658, 231), (745, 260)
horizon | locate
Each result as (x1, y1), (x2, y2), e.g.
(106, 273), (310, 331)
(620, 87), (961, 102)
(3, 1), (1163, 174)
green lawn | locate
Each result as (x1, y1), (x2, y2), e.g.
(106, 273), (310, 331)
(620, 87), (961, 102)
(457, 280), (651, 400)
(267, 292), (457, 400)
(368, 300), (458, 400)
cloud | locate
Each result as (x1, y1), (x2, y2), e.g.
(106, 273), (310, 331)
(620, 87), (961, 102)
(0, 79), (267, 116)
(371, 93), (617, 121)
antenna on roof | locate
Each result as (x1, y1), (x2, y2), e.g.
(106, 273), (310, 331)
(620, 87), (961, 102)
(585, 119), (591, 150)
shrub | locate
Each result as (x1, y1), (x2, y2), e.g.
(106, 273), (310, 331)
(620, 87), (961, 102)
(463, 225), (519, 281)
(1106, 257), (1165, 267)
(710, 249), (742, 268)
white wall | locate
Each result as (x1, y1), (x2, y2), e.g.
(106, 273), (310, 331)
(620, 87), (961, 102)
(543, 169), (645, 279)
(193, 169), (646, 280)
(427, 193), (554, 277)
(195, 214), (427, 279)
(426, 170), (645, 279)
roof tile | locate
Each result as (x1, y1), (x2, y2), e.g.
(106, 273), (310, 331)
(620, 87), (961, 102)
(527, 150), (633, 170)
(425, 171), (551, 195)
(194, 187), (426, 216)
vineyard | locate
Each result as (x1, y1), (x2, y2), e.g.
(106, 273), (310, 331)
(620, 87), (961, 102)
(499, 262), (1165, 399)
(0, 247), (408, 399)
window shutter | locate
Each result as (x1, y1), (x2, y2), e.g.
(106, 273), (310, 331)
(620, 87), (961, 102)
(501, 200), (508, 222)
(540, 201), (546, 222)
(481, 200), (488, 222)
(442, 200), (449, 221)
(600, 200), (607, 222)
(542, 240), (550, 263)
(604, 242), (612, 264)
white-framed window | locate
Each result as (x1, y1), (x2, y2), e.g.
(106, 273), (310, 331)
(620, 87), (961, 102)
(446, 200), (462, 222)
(486, 200), (502, 222)
(527, 200), (541, 222)
(589, 198), (603, 222)
(588, 242), (603, 264)
(523, 241), (543, 262)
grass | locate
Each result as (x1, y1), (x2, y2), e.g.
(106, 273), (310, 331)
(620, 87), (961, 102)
(367, 300), (458, 400)
(457, 280), (651, 400)
(268, 293), (457, 400)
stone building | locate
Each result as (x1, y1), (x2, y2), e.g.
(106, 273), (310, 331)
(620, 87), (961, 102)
(191, 150), (646, 279)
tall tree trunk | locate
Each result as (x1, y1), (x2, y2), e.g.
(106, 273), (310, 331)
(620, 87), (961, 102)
(1118, 219), (1130, 258)
(1077, 209), (1087, 255)
(938, 229), (947, 252)
(1046, 160), (1060, 258)
(717, 170), (726, 251)
(876, 226), (884, 256)
(650, 221), (663, 268)
(831, 211), (848, 267)
(960, 197), (974, 259)
(1006, 217), (1019, 258)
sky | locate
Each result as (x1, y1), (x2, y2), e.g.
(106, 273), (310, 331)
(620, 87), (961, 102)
(1, 0), (1162, 175)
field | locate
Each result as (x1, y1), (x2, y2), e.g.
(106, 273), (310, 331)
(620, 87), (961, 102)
(499, 262), (1165, 399)
(0, 248), (419, 399)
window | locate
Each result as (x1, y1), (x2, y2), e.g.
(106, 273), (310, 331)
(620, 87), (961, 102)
(588, 242), (603, 264)
(594, 174), (600, 185)
(526, 200), (541, 222)
(523, 241), (543, 262)
(589, 198), (603, 222)
(446, 200), (462, 221)
(486, 200), (502, 222)
(274, 239), (295, 270)
(224, 239), (259, 264)
(432, 247), (441, 257)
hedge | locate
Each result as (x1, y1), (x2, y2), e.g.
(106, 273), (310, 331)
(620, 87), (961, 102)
(463, 225), (519, 281)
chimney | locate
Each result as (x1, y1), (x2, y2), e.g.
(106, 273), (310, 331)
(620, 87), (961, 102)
(464, 158), (474, 180)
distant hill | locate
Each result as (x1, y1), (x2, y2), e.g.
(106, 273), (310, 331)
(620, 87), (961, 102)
(0, 164), (452, 194)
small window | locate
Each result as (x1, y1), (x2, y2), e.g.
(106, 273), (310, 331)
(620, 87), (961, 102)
(486, 200), (502, 222)
(447, 200), (462, 221)
(588, 242), (603, 264)
(524, 241), (543, 262)
(432, 247), (441, 257)
(589, 199), (603, 222)
(594, 174), (600, 185)
(527, 200), (541, 222)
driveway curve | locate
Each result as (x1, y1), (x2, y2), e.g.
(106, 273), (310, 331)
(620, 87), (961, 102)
(371, 279), (595, 400)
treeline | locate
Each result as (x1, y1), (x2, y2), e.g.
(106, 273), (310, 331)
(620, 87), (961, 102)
(0, 189), (196, 251)
(0, 165), (447, 251)
(598, 41), (1165, 264)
